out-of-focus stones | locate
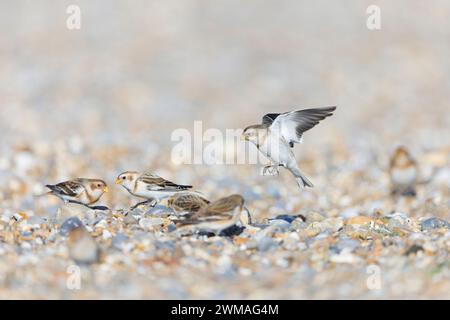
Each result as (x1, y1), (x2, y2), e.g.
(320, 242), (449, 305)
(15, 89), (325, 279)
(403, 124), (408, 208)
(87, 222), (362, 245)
(330, 248), (361, 264)
(385, 212), (420, 232)
(421, 218), (450, 231)
(309, 217), (344, 233)
(67, 224), (100, 265)
(59, 217), (83, 236)
(267, 219), (291, 231)
(257, 237), (278, 252)
(304, 211), (326, 223)
(139, 217), (165, 230)
(346, 216), (373, 227)
(145, 205), (175, 217)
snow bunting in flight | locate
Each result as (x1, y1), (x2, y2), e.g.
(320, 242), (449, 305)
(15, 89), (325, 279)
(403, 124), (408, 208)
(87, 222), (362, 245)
(175, 194), (251, 235)
(46, 178), (108, 207)
(389, 146), (418, 197)
(241, 106), (336, 188)
(116, 171), (192, 209)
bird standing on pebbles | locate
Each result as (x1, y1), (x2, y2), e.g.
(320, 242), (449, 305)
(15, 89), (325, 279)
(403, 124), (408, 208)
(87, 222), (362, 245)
(116, 171), (192, 210)
(45, 178), (108, 208)
(175, 194), (251, 235)
(241, 106), (336, 188)
(389, 146), (418, 197)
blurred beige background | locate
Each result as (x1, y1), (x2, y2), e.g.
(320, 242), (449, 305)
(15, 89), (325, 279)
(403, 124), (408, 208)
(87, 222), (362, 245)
(1, 0), (449, 150)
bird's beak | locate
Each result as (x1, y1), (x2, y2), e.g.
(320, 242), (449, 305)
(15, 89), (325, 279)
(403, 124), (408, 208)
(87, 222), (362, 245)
(115, 178), (122, 185)
(240, 134), (247, 141)
(103, 186), (109, 193)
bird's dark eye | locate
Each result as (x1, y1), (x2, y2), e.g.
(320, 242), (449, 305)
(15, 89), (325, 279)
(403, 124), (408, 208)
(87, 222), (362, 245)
(122, 176), (126, 180)
(97, 184), (101, 187)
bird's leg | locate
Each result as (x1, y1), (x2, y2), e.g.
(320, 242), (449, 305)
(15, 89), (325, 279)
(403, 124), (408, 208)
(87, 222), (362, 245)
(130, 199), (157, 211)
(149, 199), (158, 207)
(130, 200), (150, 211)
(67, 199), (92, 209)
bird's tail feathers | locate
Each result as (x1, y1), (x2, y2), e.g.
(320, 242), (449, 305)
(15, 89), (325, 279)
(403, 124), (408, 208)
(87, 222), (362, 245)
(177, 184), (192, 190)
(294, 172), (314, 188)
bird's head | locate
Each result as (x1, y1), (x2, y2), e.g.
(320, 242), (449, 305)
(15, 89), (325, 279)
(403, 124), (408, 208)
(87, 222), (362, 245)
(241, 125), (266, 144)
(115, 171), (139, 190)
(391, 146), (414, 168)
(85, 179), (108, 200)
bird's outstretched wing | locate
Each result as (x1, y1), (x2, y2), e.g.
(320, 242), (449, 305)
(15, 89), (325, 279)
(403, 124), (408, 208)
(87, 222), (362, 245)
(263, 106), (336, 147)
(138, 173), (192, 191)
(46, 180), (84, 197)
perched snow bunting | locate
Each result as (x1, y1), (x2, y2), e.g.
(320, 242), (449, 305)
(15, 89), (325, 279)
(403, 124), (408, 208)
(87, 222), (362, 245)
(166, 191), (210, 214)
(67, 224), (100, 265)
(176, 194), (251, 235)
(241, 106), (336, 188)
(389, 146), (418, 197)
(116, 171), (192, 209)
(46, 178), (108, 207)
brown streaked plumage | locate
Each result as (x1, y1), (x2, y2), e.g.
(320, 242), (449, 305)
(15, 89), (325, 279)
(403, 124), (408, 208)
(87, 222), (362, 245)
(46, 178), (108, 206)
(116, 171), (192, 208)
(389, 146), (418, 197)
(175, 194), (251, 235)
(167, 192), (210, 214)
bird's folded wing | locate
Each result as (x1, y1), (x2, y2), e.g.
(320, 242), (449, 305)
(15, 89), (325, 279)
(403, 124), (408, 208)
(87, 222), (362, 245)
(205, 196), (240, 214)
(138, 173), (186, 191)
(172, 194), (210, 212)
(264, 106), (336, 145)
(49, 181), (84, 197)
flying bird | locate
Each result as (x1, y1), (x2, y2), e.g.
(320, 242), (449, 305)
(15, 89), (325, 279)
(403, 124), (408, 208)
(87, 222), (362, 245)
(116, 171), (192, 209)
(241, 106), (336, 188)
(175, 194), (251, 235)
(45, 178), (108, 208)
(389, 146), (418, 197)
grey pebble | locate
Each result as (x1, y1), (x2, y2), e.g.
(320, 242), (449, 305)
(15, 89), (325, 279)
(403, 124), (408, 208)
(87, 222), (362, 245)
(26, 216), (45, 226)
(112, 233), (129, 249)
(145, 205), (174, 217)
(336, 238), (360, 252)
(268, 219), (291, 230)
(421, 218), (450, 231)
(59, 217), (83, 236)
(167, 223), (177, 232)
(257, 237), (278, 252)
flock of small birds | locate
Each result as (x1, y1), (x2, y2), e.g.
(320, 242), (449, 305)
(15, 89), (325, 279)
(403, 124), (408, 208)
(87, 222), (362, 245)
(38, 106), (430, 269)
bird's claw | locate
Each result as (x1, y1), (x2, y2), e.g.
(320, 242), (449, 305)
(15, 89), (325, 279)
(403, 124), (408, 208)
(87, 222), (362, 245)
(261, 166), (279, 176)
